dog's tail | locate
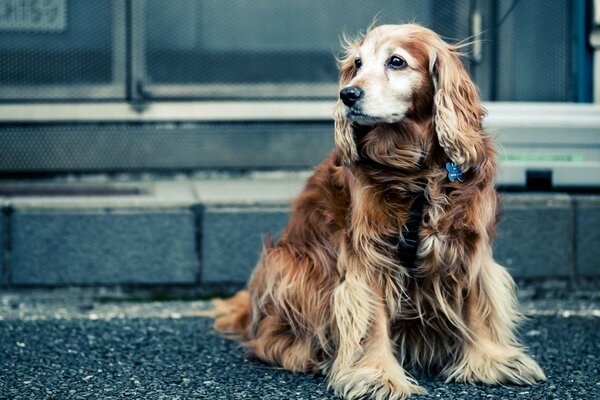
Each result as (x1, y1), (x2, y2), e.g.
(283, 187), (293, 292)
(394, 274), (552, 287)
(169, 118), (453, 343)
(199, 290), (251, 340)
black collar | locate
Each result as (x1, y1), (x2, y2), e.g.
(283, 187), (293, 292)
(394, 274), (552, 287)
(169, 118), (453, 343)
(396, 192), (426, 272)
(396, 160), (460, 271)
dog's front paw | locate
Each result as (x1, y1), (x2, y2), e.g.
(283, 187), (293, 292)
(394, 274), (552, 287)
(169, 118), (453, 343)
(330, 367), (427, 400)
(444, 346), (546, 385)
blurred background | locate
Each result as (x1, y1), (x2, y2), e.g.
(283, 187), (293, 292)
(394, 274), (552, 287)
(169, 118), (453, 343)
(0, 0), (596, 176)
(0, 0), (598, 289)
(1, 4), (599, 399)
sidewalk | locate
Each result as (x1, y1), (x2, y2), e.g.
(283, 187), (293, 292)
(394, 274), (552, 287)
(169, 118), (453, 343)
(1, 288), (599, 400)
(1, 174), (599, 289)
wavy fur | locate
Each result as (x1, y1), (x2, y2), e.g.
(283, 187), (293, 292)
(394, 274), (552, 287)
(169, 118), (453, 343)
(210, 23), (545, 399)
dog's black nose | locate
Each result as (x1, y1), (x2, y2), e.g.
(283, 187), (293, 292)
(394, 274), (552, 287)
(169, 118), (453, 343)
(339, 86), (363, 107)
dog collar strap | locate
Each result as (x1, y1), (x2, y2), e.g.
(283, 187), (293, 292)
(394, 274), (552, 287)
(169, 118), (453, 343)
(396, 193), (426, 272)
(446, 162), (464, 182)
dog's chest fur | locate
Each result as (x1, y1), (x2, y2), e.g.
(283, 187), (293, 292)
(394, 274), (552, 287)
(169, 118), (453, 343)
(346, 166), (468, 357)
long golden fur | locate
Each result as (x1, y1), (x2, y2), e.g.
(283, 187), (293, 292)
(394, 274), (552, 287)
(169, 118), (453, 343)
(210, 24), (545, 399)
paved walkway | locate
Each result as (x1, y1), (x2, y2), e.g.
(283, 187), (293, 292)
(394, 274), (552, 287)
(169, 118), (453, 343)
(1, 293), (599, 400)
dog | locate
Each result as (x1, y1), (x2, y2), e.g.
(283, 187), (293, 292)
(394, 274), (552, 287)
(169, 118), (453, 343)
(210, 23), (546, 399)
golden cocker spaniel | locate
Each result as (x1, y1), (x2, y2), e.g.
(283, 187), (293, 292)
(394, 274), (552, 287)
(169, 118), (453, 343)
(211, 23), (546, 400)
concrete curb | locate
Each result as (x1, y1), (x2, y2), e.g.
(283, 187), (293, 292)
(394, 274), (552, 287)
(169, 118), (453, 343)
(575, 196), (600, 277)
(0, 176), (598, 288)
(494, 194), (574, 278)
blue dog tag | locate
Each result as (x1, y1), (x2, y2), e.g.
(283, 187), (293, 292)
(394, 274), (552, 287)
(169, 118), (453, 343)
(446, 162), (464, 182)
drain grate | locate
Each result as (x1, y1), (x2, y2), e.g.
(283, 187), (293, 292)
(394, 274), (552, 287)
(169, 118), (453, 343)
(0, 185), (145, 197)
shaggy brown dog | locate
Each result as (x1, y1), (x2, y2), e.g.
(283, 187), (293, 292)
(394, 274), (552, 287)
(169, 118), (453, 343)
(211, 24), (546, 399)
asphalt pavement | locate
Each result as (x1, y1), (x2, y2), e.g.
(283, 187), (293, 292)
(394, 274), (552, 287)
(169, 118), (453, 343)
(1, 292), (599, 400)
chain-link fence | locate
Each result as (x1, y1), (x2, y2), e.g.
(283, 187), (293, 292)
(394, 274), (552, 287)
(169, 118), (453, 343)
(136, 0), (470, 100)
(0, 0), (581, 102)
(0, 0), (125, 100)
(494, 0), (572, 101)
(0, 0), (590, 175)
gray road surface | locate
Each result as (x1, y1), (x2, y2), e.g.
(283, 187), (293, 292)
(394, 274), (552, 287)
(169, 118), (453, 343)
(0, 295), (599, 400)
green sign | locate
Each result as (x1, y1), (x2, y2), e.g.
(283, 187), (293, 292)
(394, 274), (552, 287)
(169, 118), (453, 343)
(500, 153), (585, 163)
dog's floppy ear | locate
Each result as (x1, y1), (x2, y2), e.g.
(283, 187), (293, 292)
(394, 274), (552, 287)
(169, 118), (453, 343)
(333, 39), (361, 166)
(430, 45), (486, 172)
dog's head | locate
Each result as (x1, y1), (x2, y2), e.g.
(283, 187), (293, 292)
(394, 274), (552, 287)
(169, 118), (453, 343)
(333, 24), (486, 172)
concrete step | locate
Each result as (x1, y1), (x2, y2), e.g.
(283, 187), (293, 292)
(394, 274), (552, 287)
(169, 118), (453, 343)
(0, 173), (598, 288)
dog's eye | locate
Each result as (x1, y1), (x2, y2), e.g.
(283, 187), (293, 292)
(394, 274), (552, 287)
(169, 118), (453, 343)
(354, 58), (362, 69)
(388, 56), (406, 69)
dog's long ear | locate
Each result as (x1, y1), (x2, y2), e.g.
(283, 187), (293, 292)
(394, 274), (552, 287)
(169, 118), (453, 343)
(333, 38), (361, 165)
(430, 45), (486, 172)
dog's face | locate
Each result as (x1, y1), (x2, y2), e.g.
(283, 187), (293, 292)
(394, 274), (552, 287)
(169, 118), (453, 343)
(334, 24), (486, 172)
(339, 25), (433, 125)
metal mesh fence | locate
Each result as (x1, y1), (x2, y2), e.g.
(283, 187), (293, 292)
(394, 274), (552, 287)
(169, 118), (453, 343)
(495, 0), (571, 101)
(0, 0), (579, 102)
(138, 0), (470, 99)
(0, 0), (125, 100)
(0, 122), (335, 173)
(0, 0), (585, 174)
